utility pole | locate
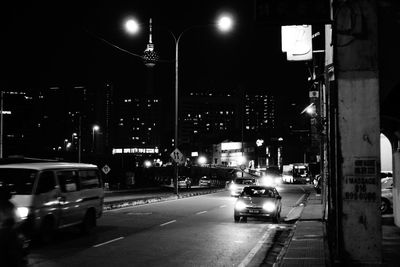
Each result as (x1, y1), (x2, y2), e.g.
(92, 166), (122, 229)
(333, 0), (381, 264)
(0, 91), (3, 159)
(78, 115), (82, 163)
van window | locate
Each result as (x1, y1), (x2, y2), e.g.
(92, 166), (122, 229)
(79, 169), (101, 189)
(0, 169), (37, 195)
(57, 170), (79, 192)
(36, 171), (56, 194)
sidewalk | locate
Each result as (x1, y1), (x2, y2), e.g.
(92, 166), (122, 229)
(276, 191), (329, 267)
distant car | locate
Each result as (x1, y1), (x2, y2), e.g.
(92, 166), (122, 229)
(381, 172), (393, 179)
(199, 176), (211, 187)
(313, 174), (322, 194)
(258, 167), (282, 187)
(229, 178), (257, 197)
(178, 176), (191, 188)
(234, 185), (282, 223)
(381, 177), (393, 214)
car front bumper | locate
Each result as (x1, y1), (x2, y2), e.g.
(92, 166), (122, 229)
(235, 208), (278, 218)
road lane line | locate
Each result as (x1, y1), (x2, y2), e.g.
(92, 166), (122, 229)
(93, 237), (124, 248)
(196, 211), (207, 215)
(160, 220), (177, 226)
(238, 226), (275, 267)
(219, 205), (227, 208)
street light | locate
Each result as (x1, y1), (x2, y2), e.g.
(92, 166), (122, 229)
(171, 15), (233, 194)
(92, 125), (100, 153)
(123, 14), (234, 194)
(198, 156), (207, 165)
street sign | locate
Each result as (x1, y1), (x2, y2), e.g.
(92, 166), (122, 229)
(102, 165), (111, 174)
(170, 148), (185, 165)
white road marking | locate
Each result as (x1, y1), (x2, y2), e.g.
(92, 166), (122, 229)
(160, 220), (177, 226)
(93, 237), (124, 248)
(219, 205), (227, 208)
(238, 226), (275, 267)
(196, 211), (207, 215)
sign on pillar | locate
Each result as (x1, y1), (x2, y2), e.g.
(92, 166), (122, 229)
(170, 148), (186, 165)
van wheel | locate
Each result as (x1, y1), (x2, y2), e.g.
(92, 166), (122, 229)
(39, 217), (55, 244)
(81, 209), (96, 234)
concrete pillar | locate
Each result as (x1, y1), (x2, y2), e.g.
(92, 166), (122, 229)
(334, 0), (381, 264)
(393, 150), (400, 227)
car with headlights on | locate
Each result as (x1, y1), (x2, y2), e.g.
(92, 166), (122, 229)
(258, 167), (282, 187)
(229, 178), (256, 197)
(0, 162), (104, 243)
(199, 176), (211, 187)
(234, 186), (282, 223)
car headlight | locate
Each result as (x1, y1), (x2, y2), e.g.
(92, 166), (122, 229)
(15, 207), (30, 220)
(230, 184), (237, 191)
(235, 201), (247, 211)
(263, 202), (276, 212)
(261, 176), (274, 186)
(274, 177), (282, 185)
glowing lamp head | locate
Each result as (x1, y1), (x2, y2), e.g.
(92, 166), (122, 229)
(217, 15), (234, 32)
(125, 19), (140, 34)
(144, 160), (152, 168)
(198, 156), (207, 165)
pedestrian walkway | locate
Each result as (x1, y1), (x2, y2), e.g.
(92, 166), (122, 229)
(382, 214), (400, 267)
(276, 192), (329, 267)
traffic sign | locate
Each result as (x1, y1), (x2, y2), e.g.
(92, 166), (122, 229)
(102, 165), (111, 174)
(170, 148), (185, 164)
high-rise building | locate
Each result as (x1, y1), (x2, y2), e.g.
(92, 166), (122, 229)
(244, 93), (276, 134)
(179, 90), (277, 155)
(112, 96), (163, 158)
(180, 92), (242, 153)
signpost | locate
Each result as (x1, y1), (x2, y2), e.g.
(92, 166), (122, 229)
(102, 165), (111, 190)
(170, 148), (185, 194)
(170, 148), (185, 165)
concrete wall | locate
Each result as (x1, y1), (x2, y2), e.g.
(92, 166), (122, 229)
(393, 151), (400, 227)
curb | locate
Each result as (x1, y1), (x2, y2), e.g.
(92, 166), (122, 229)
(103, 188), (227, 211)
(273, 225), (296, 267)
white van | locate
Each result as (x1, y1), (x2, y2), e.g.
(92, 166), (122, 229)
(0, 162), (104, 242)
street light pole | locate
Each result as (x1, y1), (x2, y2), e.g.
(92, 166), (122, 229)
(173, 32), (183, 195)
(78, 115), (82, 162)
(92, 125), (99, 153)
(124, 15), (234, 195)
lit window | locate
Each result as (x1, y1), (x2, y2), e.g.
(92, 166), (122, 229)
(246, 126), (250, 130)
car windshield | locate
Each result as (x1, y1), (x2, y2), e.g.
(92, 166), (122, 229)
(242, 187), (275, 197)
(0, 168), (37, 195)
(234, 179), (254, 185)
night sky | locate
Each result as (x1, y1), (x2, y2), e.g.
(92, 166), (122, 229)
(1, 0), (310, 112)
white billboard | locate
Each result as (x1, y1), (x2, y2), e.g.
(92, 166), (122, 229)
(281, 25), (312, 61)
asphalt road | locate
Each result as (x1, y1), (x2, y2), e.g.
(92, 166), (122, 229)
(28, 184), (313, 267)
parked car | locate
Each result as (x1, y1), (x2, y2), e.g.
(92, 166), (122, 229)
(229, 178), (257, 197)
(381, 176), (393, 214)
(313, 174), (322, 194)
(199, 176), (211, 187)
(0, 162), (104, 243)
(234, 185), (282, 223)
(178, 176), (192, 188)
